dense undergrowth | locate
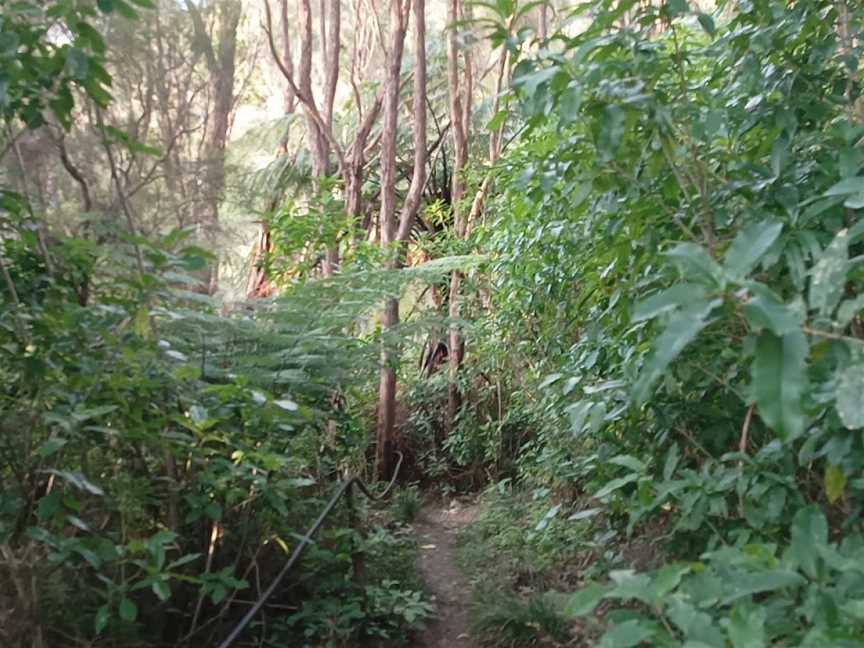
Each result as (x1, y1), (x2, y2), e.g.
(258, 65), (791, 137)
(0, 5), (436, 646)
(443, 0), (864, 645)
(0, 216), (435, 645)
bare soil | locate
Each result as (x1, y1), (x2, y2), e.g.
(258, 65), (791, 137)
(413, 499), (478, 648)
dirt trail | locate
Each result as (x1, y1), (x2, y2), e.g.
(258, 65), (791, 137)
(413, 499), (478, 648)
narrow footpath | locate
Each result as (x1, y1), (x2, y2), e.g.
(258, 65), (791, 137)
(413, 500), (478, 648)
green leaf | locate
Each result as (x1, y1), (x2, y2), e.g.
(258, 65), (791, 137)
(742, 293), (802, 336)
(751, 331), (808, 441)
(664, 243), (724, 287)
(663, 0), (687, 17)
(594, 474), (640, 499)
(726, 601), (766, 648)
(274, 399), (298, 411)
(654, 563), (690, 597)
(71, 405), (118, 423)
(66, 515), (92, 532)
(824, 176), (864, 197)
(167, 553), (202, 570)
(44, 470), (104, 496)
(845, 193), (864, 209)
(36, 492), (64, 519)
(65, 48), (89, 80)
(36, 437), (68, 458)
(111, 0), (140, 18)
(824, 465), (846, 504)
(841, 599), (864, 621)
(564, 582), (608, 617)
(632, 283), (706, 322)
(94, 604), (110, 634)
(597, 105), (626, 160)
(119, 598), (137, 622)
(632, 300), (719, 404)
(809, 229), (849, 319)
(535, 504), (561, 531)
(723, 220), (783, 282)
(487, 109), (508, 132)
(836, 363), (864, 429)
(559, 85), (582, 124)
(210, 584), (228, 604)
(568, 507), (603, 521)
(513, 64), (559, 99)
(666, 598), (722, 645)
(568, 400), (594, 435)
(0, 32), (20, 56)
(599, 618), (655, 648)
(205, 502), (223, 521)
(608, 455), (646, 473)
(151, 579), (171, 601)
(837, 295), (864, 327)
(696, 13), (716, 36)
(663, 444), (679, 480)
(721, 569), (805, 603)
(607, 570), (656, 604)
(788, 505), (827, 579)
(539, 373), (562, 388)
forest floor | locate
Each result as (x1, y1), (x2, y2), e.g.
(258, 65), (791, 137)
(414, 499), (478, 648)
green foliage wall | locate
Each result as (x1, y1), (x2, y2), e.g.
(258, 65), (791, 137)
(474, 0), (864, 643)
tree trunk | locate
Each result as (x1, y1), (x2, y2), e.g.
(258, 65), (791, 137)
(377, 295), (399, 479)
(445, 0), (469, 433)
(280, 0), (297, 116)
(539, 3), (548, 40)
(375, 0), (408, 480)
(376, 0), (426, 479)
(185, 0), (241, 294)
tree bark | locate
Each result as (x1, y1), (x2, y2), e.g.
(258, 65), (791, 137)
(376, 0), (426, 479)
(375, 0), (408, 480)
(445, 0), (470, 433)
(280, 0), (297, 115)
(185, 0), (241, 294)
(446, 0), (468, 230)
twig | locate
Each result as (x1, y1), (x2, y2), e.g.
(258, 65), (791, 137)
(96, 109), (147, 281)
(189, 521), (221, 639)
(5, 123), (54, 274)
(738, 405), (754, 455)
(803, 325), (864, 345)
(0, 251), (28, 343)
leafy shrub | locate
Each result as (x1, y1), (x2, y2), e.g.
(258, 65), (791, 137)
(566, 507), (864, 647)
(391, 484), (423, 524)
(468, 0), (864, 643)
(276, 524), (433, 646)
(472, 591), (569, 648)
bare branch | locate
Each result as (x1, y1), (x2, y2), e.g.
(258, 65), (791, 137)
(263, 0), (347, 172)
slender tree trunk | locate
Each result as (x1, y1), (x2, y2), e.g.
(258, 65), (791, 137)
(281, 0), (297, 116)
(446, 0), (468, 229)
(375, 0), (408, 480)
(445, 0), (469, 433)
(539, 3), (547, 40)
(468, 40), (511, 224)
(322, 0), (342, 273)
(298, 0), (328, 179)
(376, 0), (426, 479)
(185, 0), (241, 294)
